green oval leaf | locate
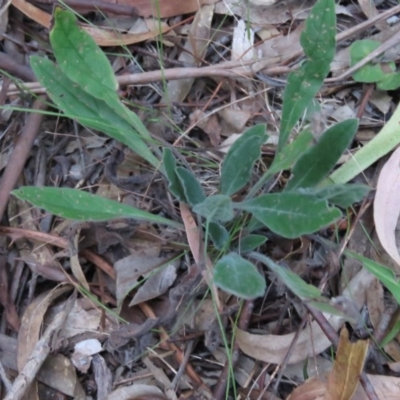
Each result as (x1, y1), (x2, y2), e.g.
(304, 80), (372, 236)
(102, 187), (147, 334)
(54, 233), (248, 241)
(220, 124), (267, 196)
(12, 187), (180, 227)
(213, 253), (266, 300)
(236, 192), (341, 238)
(377, 72), (400, 91)
(285, 119), (359, 191)
(350, 40), (385, 83)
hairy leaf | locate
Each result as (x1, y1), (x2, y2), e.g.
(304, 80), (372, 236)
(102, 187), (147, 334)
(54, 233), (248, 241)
(250, 252), (321, 299)
(193, 194), (233, 222)
(237, 234), (267, 253)
(249, 129), (314, 197)
(285, 119), (359, 190)
(213, 253), (266, 299)
(312, 183), (369, 207)
(13, 187), (180, 227)
(50, 8), (152, 142)
(208, 222), (229, 250)
(30, 57), (158, 167)
(236, 192), (341, 238)
(176, 167), (205, 206)
(220, 124), (267, 196)
(347, 252), (400, 305)
(279, 0), (336, 151)
(50, 8), (118, 102)
(163, 148), (187, 202)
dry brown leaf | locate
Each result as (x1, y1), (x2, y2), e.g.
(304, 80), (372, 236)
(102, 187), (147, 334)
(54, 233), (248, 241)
(232, 19), (255, 62)
(236, 268), (376, 364)
(119, 0), (218, 18)
(71, 339), (103, 373)
(215, 0), (314, 27)
(18, 286), (71, 371)
(236, 318), (341, 365)
(82, 23), (172, 47)
(129, 261), (178, 306)
(180, 202), (222, 311)
(366, 277), (384, 329)
(189, 110), (222, 147)
(68, 228), (90, 290)
(287, 376), (326, 400)
(325, 327), (369, 400)
(114, 250), (156, 298)
(354, 375), (400, 399)
(288, 373), (400, 399)
(161, 4), (214, 103)
(374, 147), (400, 270)
(11, 0), (173, 46)
(106, 383), (166, 400)
(37, 354), (85, 399)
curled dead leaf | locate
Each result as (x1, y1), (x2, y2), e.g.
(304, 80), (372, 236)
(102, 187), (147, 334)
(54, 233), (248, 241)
(236, 268), (375, 364)
(374, 147), (400, 271)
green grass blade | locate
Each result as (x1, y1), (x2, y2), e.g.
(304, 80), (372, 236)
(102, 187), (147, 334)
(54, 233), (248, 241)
(13, 187), (181, 227)
(345, 251), (400, 305)
(328, 103), (400, 184)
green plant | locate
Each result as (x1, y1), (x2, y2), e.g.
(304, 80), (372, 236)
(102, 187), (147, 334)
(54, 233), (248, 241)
(350, 39), (400, 90)
(13, 1), (370, 308)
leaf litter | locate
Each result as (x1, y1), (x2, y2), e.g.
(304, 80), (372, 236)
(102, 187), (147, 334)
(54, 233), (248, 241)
(2, 0), (400, 399)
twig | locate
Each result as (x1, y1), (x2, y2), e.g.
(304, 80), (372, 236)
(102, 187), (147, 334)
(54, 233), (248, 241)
(0, 357), (12, 393)
(35, 0), (137, 16)
(0, 96), (47, 221)
(326, 29), (400, 82)
(0, 52), (35, 81)
(0, 226), (116, 278)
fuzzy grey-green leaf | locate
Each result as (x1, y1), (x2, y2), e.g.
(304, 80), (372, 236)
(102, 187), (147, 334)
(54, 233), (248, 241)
(214, 253), (266, 299)
(176, 167), (205, 206)
(193, 195), (234, 222)
(208, 222), (229, 250)
(236, 192), (341, 238)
